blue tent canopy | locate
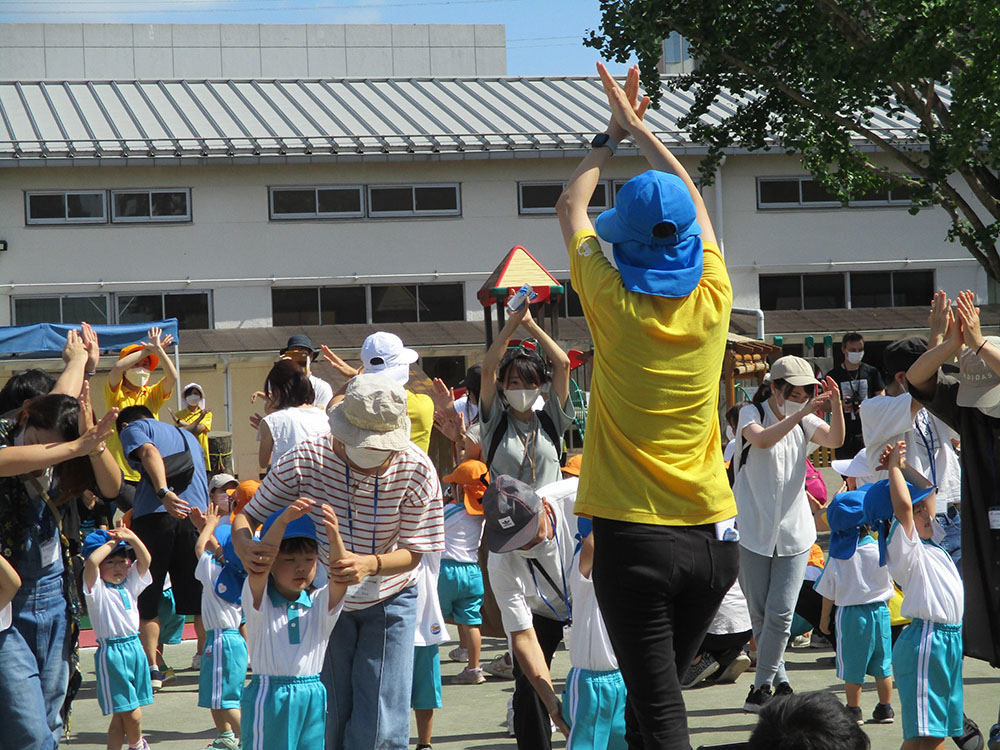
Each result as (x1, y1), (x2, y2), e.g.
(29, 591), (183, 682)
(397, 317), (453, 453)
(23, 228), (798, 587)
(0, 319), (180, 358)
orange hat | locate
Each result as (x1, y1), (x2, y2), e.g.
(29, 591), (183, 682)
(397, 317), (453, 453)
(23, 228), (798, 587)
(441, 460), (490, 515)
(231, 480), (261, 517)
(562, 454), (583, 477)
(118, 343), (159, 372)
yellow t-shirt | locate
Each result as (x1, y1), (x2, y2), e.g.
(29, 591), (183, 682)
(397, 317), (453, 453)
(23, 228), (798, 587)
(407, 390), (435, 454)
(570, 228), (736, 526)
(175, 407), (213, 470)
(104, 378), (170, 483)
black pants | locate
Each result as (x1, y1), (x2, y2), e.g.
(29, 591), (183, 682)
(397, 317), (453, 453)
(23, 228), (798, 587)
(701, 630), (752, 672)
(511, 614), (565, 750)
(592, 518), (740, 750)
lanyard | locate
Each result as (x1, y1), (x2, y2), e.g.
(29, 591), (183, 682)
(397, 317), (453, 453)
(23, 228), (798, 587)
(914, 410), (938, 488)
(344, 464), (378, 555)
(525, 511), (572, 625)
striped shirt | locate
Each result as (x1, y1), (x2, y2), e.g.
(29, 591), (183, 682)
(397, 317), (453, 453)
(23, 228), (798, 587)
(246, 435), (444, 611)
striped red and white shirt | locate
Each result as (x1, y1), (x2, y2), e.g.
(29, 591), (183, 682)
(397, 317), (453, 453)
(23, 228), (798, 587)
(246, 435), (444, 611)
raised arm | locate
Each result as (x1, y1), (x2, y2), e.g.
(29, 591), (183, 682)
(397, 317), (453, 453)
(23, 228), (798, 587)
(322, 504), (349, 609)
(146, 327), (178, 396)
(884, 442), (916, 539)
(519, 306), (571, 407)
(51, 330), (90, 398)
(907, 291), (963, 396)
(479, 303), (530, 421)
(195, 503), (223, 560)
(79, 381), (122, 498)
(112, 520), (152, 578)
(807, 377), (846, 449)
(246, 497), (314, 609)
(955, 289), (1000, 376)
(83, 536), (117, 590)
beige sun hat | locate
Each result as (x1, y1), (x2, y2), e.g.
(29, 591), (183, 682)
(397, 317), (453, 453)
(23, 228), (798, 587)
(769, 356), (821, 387)
(328, 373), (412, 450)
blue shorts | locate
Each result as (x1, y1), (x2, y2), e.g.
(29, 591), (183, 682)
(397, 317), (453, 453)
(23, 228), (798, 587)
(95, 634), (154, 716)
(835, 601), (892, 684)
(893, 619), (964, 740)
(157, 588), (186, 646)
(199, 628), (249, 710)
(241, 674), (326, 750)
(437, 559), (484, 626)
(411, 644), (442, 710)
(561, 667), (627, 750)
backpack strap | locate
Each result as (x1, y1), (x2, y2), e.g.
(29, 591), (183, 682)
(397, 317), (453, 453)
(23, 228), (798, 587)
(486, 408), (566, 472)
(486, 410), (509, 471)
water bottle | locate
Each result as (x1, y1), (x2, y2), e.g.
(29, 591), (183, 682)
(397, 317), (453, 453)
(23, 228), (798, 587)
(506, 283), (537, 313)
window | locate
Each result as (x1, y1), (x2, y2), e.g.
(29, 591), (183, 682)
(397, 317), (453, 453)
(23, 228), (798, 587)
(518, 181), (610, 214)
(115, 291), (211, 330)
(26, 191), (106, 224)
(760, 270), (934, 310)
(111, 189), (191, 223)
(368, 185), (460, 217)
(851, 270), (934, 308)
(269, 186), (364, 219)
(14, 295), (110, 326)
(803, 273), (845, 309)
(270, 283), (465, 326)
(318, 287), (367, 324)
(757, 176), (914, 209)
(759, 274), (803, 310)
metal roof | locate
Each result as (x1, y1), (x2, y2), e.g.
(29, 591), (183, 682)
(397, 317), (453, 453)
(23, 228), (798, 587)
(0, 76), (932, 165)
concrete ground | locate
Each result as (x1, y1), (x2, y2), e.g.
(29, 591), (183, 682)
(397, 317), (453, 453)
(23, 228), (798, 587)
(66, 628), (1000, 749)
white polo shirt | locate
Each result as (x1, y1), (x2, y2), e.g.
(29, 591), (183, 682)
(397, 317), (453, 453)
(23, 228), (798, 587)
(194, 553), (243, 632)
(242, 579), (344, 677)
(488, 477), (577, 634)
(83, 565), (153, 640)
(733, 402), (825, 557)
(886, 520), (963, 624)
(861, 394), (961, 506)
(442, 501), (485, 564)
(567, 555), (617, 672)
(813, 537), (894, 607)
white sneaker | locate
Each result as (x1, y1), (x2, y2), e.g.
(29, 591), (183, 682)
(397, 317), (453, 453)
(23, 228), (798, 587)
(191, 653), (201, 670)
(484, 652), (514, 680)
(447, 646), (468, 663)
(452, 666), (486, 684)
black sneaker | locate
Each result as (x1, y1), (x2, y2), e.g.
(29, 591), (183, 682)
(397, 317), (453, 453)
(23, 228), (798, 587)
(774, 681), (793, 696)
(954, 715), (984, 750)
(872, 702), (895, 724)
(987, 722), (1000, 750)
(743, 684), (772, 714)
(681, 654), (719, 689)
(847, 705), (863, 724)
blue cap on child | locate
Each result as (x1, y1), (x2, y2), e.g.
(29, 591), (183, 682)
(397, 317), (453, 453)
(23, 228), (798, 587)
(826, 491), (866, 561)
(211, 524), (248, 605)
(82, 529), (129, 561)
(260, 509), (318, 542)
(862, 479), (936, 566)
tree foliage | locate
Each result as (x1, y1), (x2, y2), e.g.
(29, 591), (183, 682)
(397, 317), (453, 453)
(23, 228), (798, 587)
(586, 0), (1000, 280)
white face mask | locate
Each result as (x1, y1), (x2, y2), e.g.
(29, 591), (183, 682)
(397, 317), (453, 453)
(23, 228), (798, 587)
(778, 396), (807, 417)
(185, 394), (202, 407)
(846, 351), (864, 365)
(505, 388), (540, 412)
(344, 444), (393, 470)
(124, 368), (151, 388)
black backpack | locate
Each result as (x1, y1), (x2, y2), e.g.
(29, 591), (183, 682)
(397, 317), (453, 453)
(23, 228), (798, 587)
(485, 410), (565, 471)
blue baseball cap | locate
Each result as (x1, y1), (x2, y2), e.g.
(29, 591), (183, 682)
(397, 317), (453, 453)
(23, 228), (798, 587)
(826, 491), (866, 560)
(261, 509), (318, 543)
(211, 524), (248, 605)
(862, 479), (936, 565)
(595, 170), (704, 298)
(82, 529), (129, 561)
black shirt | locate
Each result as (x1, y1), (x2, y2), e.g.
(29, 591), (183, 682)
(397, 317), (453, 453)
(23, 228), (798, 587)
(827, 362), (885, 458)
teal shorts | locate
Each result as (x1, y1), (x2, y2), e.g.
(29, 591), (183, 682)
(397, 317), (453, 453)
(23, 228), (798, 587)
(157, 588), (186, 646)
(893, 619), (963, 740)
(198, 628), (249, 710)
(95, 634), (154, 716)
(835, 601), (892, 684)
(241, 674), (326, 750)
(437, 559), (484, 626)
(561, 667), (627, 750)
(410, 644), (442, 710)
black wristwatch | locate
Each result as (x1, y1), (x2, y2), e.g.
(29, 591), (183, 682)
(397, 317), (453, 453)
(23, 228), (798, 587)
(591, 133), (617, 155)
(156, 487), (171, 499)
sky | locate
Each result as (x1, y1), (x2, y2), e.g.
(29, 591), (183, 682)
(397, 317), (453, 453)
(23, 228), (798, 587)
(0, 0), (639, 76)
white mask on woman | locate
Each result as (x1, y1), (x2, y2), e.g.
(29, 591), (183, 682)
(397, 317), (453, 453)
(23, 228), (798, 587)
(505, 388), (540, 412)
(344, 444), (393, 470)
(778, 396), (807, 417)
(846, 351), (864, 365)
(124, 368), (151, 388)
(185, 394), (202, 407)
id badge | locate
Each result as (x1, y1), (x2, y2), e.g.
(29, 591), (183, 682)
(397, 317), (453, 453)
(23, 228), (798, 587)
(347, 575), (381, 603)
(40, 536), (61, 568)
(988, 507), (1000, 531)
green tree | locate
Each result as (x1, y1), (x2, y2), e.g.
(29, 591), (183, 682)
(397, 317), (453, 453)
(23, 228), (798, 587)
(587, 0), (1000, 280)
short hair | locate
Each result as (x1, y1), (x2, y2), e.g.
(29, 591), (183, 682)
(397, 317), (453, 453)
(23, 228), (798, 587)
(0, 369), (57, 414)
(748, 691), (870, 750)
(279, 536), (319, 556)
(264, 360), (315, 410)
(116, 404), (154, 434)
(842, 332), (864, 346)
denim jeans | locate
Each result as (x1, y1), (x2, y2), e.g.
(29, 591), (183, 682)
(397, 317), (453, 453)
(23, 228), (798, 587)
(592, 518), (740, 750)
(936, 505), (962, 573)
(738, 546), (809, 689)
(0, 572), (70, 750)
(322, 585), (418, 750)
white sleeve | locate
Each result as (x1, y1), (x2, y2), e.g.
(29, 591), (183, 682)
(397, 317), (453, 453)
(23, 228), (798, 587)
(487, 554), (533, 633)
(736, 404), (762, 438)
(861, 395), (913, 449)
(800, 413), (827, 443)
(886, 521), (920, 587)
(311, 377), (333, 410)
(242, 578), (266, 623)
(83, 575), (105, 605)
(194, 552), (214, 587)
(812, 563), (837, 601)
(127, 564), (153, 598)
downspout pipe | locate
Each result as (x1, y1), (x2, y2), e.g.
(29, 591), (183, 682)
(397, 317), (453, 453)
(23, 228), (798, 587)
(732, 307), (765, 340)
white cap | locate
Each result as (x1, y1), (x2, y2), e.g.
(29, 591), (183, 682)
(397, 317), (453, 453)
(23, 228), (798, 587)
(831, 449), (871, 479)
(360, 332), (419, 386)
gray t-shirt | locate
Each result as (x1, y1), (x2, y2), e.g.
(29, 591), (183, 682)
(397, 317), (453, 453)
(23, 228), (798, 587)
(480, 393), (574, 489)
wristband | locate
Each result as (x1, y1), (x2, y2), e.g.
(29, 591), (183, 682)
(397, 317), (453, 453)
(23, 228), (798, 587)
(374, 553), (383, 575)
(156, 487), (171, 499)
(85, 371), (97, 378)
(976, 340), (988, 356)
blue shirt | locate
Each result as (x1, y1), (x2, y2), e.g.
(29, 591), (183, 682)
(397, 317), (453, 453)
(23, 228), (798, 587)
(120, 418), (209, 519)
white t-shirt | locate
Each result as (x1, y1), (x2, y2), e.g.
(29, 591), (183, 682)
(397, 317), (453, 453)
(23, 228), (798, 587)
(488, 477), (577, 634)
(442, 501), (485, 564)
(194, 552), (244, 632)
(0, 602), (10, 632)
(453, 395), (479, 428)
(708, 578), (752, 635)
(242, 578), (344, 677)
(309, 374), (334, 410)
(567, 555), (617, 671)
(413, 552), (447, 648)
(261, 406), (331, 468)
(813, 537), (894, 607)
(733, 402), (825, 557)
(83, 565), (153, 640)
(861, 394), (961, 506)
(886, 520), (964, 624)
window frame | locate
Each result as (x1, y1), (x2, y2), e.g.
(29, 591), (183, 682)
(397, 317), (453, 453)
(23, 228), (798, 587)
(759, 269), (936, 311)
(11, 293), (112, 326)
(112, 290), (214, 330)
(270, 282), (466, 325)
(25, 190), (108, 225)
(757, 176), (915, 210)
(109, 188), (192, 224)
(366, 183), (462, 218)
(268, 185), (366, 220)
(518, 180), (612, 215)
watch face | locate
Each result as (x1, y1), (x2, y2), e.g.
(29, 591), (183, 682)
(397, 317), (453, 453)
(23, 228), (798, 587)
(591, 133), (610, 148)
